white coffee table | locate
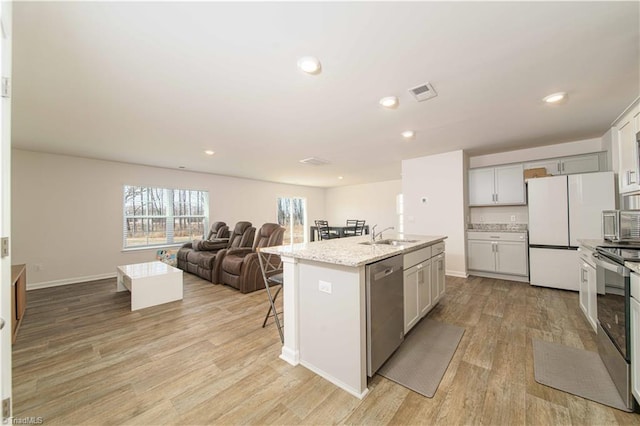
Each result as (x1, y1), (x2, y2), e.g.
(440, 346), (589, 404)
(116, 261), (183, 311)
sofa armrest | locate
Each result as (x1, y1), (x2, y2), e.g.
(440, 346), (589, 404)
(180, 242), (194, 249)
(211, 248), (229, 283)
(238, 252), (266, 294)
(195, 239), (229, 251)
(225, 247), (254, 257)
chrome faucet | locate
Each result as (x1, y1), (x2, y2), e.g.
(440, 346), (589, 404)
(371, 225), (394, 242)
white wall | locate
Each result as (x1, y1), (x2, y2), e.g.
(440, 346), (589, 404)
(324, 180), (401, 231)
(12, 150), (326, 288)
(469, 137), (604, 168)
(402, 150), (467, 277)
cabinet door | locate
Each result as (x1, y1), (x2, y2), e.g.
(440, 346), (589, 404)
(561, 154), (601, 175)
(618, 113), (639, 193)
(586, 262), (597, 332)
(524, 159), (561, 176)
(494, 164), (525, 205)
(467, 240), (496, 272)
(431, 253), (445, 304)
(403, 266), (420, 334)
(495, 241), (527, 276)
(578, 261), (589, 320)
(418, 261), (432, 317)
(468, 168), (495, 206)
(631, 294), (640, 403)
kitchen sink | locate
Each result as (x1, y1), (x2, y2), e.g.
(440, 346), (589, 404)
(359, 239), (419, 246)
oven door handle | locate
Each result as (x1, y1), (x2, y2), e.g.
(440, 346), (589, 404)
(593, 253), (630, 276)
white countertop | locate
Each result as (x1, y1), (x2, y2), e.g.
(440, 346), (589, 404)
(261, 234), (447, 267)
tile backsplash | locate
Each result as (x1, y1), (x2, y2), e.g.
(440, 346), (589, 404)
(468, 223), (528, 231)
(469, 205), (528, 224)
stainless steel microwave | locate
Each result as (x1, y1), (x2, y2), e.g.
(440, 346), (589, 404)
(603, 210), (640, 242)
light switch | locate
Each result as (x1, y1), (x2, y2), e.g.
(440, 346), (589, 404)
(319, 280), (332, 294)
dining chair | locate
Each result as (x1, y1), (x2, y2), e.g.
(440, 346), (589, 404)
(258, 249), (284, 343)
(315, 220), (339, 240)
(344, 219), (366, 237)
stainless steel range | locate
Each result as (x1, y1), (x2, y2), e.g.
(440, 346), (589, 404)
(594, 246), (636, 410)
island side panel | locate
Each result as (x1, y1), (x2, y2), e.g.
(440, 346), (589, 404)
(297, 259), (368, 398)
(280, 256), (300, 365)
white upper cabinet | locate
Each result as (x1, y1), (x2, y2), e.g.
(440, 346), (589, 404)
(524, 153), (604, 176)
(617, 99), (640, 194)
(469, 164), (525, 206)
(561, 154), (602, 175)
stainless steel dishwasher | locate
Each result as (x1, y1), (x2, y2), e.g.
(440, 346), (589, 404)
(366, 254), (404, 377)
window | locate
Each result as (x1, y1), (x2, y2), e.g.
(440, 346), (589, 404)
(123, 186), (209, 248)
(277, 197), (306, 244)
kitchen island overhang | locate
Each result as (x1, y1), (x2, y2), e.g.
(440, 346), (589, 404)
(261, 234), (447, 398)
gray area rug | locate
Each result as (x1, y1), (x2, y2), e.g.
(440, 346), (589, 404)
(377, 318), (465, 398)
(532, 339), (632, 412)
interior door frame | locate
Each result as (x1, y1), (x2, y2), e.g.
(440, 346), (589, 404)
(0, 1), (13, 422)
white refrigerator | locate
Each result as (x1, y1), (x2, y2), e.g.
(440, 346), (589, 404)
(528, 171), (615, 290)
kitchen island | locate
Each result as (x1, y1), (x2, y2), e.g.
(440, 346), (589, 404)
(261, 233), (447, 398)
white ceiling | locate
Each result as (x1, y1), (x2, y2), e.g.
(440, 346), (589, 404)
(11, 1), (640, 188)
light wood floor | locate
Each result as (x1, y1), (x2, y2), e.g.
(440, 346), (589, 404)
(12, 274), (640, 425)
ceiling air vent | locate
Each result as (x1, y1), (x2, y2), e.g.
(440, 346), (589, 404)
(299, 157), (330, 166)
(409, 82), (438, 102)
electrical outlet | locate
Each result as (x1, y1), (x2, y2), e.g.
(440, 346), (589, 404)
(479, 216), (484, 223)
(510, 215), (516, 222)
(34, 264), (42, 271)
(319, 280), (332, 294)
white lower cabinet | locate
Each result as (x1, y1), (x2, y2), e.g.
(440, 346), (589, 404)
(631, 272), (640, 403)
(431, 252), (445, 304)
(577, 247), (597, 332)
(403, 242), (445, 334)
(403, 260), (431, 334)
(467, 231), (528, 277)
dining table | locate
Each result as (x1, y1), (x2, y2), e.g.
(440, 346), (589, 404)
(309, 225), (370, 242)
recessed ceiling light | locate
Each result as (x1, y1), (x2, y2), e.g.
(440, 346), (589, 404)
(401, 130), (415, 139)
(338, 176), (343, 180)
(543, 92), (568, 104)
(297, 56), (321, 75)
(379, 96), (399, 109)
(204, 150), (215, 156)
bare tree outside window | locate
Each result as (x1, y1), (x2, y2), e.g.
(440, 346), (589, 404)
(277, 197), (306, 244)
(123, 185), (209, 248)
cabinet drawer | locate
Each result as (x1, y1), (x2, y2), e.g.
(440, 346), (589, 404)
(432, 242), (445, 256)
(467, 231), (527, 242)
(404, 246), (432, 269)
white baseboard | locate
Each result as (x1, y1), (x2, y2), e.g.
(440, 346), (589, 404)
(299, 360), (369, 400)
(27, 272), (117, 290)
(445, 270), (468, 278)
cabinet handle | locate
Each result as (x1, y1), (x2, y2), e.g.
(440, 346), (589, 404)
(631, 171), (637, 184)
(490, 236), (500, 239)
(494, 193), (498, 203)
(557, 163), (561, 173)
(561, 162), (565, 172)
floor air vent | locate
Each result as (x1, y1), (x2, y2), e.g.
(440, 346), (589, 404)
(409, 82), (438, 102)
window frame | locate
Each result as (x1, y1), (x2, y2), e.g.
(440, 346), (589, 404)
(277, 196), (307, 244)
(122, 185), (209, 250)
